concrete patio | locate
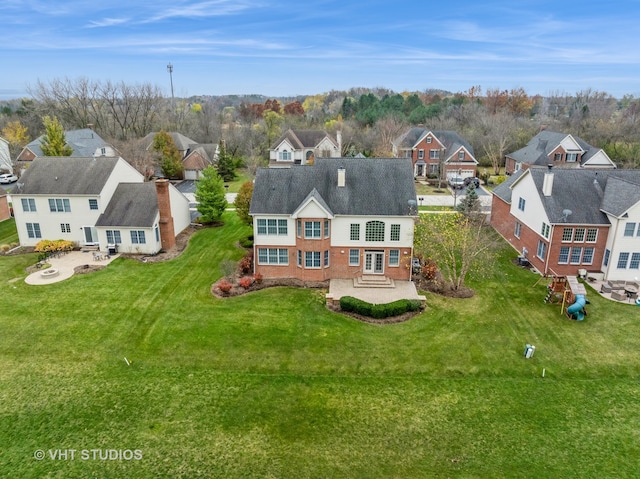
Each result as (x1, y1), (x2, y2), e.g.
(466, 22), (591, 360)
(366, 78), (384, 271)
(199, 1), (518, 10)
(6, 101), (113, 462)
(25, 250), (120, 285)
(584, 278), (640, 305)
(327, 277), (426, 306)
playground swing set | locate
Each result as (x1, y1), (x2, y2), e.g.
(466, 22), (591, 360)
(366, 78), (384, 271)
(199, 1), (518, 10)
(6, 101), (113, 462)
(542, 275), (588, 321)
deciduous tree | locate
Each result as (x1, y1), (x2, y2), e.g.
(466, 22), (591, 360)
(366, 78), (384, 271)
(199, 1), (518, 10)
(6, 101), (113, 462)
(234, 181), (254, 225)
(1, 120), (31, 160)
(40, 116), (72, 156)
(152, 131), (183, 179)
(414, 213), (495, 290)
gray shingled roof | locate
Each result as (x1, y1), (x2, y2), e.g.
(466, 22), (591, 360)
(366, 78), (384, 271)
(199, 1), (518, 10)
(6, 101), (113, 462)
(25, 129), (113, 157)
(142, 132), (198, 153)
(15, 156), (120, 195)
(271, 129), (336, 150)
(491, 169), (525, 204)
(507, 130), (602, 167)
(250, 158), (416, 216)
(393, 128), (475, 157)
(393, 127), (426, 149)
(493, 167), (640, 224)
(96, 182), (158, 228)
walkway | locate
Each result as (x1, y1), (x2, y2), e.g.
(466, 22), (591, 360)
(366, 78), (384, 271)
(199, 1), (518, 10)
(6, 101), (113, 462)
(25, 251), (120, 285)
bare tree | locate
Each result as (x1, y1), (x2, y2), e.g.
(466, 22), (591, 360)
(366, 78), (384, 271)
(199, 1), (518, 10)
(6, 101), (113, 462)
(372, 116), (408, 157)
(29, 78), (164, 140)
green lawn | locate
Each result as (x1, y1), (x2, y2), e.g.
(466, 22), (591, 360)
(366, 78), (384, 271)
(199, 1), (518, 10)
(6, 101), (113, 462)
(415, 182), (451, 195)
(1, 213), (639, 478)
(0, 217), (18, 246)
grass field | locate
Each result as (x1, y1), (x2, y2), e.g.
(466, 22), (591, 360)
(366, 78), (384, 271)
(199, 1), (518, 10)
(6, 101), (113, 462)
(1, 213), (639, 478)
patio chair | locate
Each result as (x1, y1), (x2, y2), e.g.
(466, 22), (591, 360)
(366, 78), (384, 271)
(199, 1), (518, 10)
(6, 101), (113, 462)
(600, 283), (612, 294)
(611, 291), (627, 301)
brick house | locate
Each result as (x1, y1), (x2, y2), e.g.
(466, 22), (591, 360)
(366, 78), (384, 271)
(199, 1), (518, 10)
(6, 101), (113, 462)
(505, 130), (616, 175)
(142, 132), (216, 180)
(249, 158), (418, 282)
(491, 166), (640, 281)
(269, 129), (341, 166)
(0, 186), (10, 222)
(392, 128), (478, 179)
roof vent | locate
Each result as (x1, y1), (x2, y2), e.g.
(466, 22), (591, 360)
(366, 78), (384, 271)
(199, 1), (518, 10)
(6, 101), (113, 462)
(562, 209), (572, 222)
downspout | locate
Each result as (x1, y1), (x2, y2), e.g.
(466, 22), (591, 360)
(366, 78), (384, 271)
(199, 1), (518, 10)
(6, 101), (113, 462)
(544, 224), (553, 275)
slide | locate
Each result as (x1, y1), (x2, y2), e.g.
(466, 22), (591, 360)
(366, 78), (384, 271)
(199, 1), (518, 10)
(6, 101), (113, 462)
(567, 294), (586, 321)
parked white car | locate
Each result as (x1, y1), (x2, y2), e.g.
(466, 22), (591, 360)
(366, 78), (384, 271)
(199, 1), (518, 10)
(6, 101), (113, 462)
(0, 173), (17, 184)
(447, 176), (465, 189)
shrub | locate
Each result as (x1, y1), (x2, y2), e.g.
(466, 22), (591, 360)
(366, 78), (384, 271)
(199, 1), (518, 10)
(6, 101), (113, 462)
(339, 296), (421, 319)
(422, 259), (438, 280)
(217, 279), (233, 294)
(34, 239), (74, 253)
(253, 272), (263, 284)
(239, 237), (253, 248)
(0, 244), (10, 253)
(238, 276), (253, 289)
(220, 259), (236, 278)
(239, 253), (253, 274)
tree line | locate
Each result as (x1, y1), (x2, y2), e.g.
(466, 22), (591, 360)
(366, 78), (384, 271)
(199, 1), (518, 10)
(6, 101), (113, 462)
(2, 78), (640, 176)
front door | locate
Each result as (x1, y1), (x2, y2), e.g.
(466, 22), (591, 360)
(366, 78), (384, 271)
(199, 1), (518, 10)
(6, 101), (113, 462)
(83, 226), (99, 245)
(364, 251), (384, 274)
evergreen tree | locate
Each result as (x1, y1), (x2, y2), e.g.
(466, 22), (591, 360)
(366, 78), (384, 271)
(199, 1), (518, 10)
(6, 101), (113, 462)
(40, 116), (72, 156)
(195, 166), (227, 223)
(234, 181), (254, 225)
(215, 140), (237, 182)
(456, 184), (481, 217)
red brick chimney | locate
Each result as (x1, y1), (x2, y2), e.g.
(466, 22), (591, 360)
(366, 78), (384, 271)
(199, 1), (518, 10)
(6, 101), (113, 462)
(155, 179), (175, 251)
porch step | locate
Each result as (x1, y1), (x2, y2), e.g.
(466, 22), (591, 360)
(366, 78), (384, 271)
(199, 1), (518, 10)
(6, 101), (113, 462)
(353, 275), (395, 288)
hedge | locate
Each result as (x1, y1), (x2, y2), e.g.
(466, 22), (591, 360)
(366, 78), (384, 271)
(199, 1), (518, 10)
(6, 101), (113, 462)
(339, 296), (422, 319)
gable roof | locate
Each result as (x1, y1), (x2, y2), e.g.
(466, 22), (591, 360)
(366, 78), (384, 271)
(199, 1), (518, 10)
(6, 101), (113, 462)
(507, 130), (613, 167)
(96, 182), (158, 228)
(183, 145), (215, 170)
(393, 128), (475, 158)
(271, 129), (337, 150)
(23, 128), (113, 158)
(493, 167), (640, 225)
(250, 158), (416, 217)
(142, 132), (198, 153)
(14, 156), (121, 195)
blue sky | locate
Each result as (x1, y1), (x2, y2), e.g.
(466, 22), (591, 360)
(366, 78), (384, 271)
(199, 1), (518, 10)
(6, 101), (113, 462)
(2, 0), (640, 100)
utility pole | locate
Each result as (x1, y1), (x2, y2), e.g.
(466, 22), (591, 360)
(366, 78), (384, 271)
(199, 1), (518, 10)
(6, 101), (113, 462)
(167, 63), (174, 105)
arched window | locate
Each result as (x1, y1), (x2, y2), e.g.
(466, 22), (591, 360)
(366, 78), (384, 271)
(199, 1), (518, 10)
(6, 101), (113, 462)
(279, 149), (291, 161)
(365, 221), (385, 241)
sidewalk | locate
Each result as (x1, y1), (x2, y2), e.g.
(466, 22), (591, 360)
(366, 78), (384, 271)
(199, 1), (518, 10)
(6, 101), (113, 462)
(417, 186), (493, 210)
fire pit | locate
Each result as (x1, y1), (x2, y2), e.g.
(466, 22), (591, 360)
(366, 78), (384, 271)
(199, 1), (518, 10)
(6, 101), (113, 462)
(40, 268), (59, 278)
